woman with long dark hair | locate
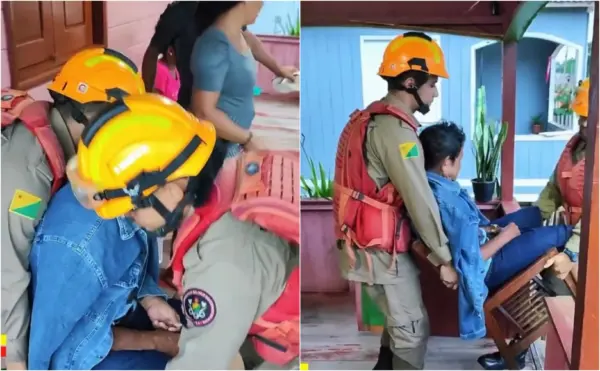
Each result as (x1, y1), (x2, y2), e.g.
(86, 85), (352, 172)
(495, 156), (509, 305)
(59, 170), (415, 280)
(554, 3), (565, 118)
(190, 1), (269, 159)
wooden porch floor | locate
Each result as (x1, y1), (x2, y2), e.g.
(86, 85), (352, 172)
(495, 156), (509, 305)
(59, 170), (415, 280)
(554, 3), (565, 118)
(301, 293), (547, 370)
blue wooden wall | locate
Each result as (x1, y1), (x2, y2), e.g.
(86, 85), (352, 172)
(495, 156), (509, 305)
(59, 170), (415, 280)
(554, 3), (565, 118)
(300, 7), (590, 200)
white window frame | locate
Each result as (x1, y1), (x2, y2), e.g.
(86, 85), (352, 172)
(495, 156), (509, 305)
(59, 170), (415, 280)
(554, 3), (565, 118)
(546, 44), (583, 134)
(469, 32), (584, 142)
(359, 34), (443, 126)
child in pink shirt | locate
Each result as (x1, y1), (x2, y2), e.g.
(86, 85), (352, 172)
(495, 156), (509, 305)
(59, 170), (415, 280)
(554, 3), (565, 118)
(154, 45), (180, 102)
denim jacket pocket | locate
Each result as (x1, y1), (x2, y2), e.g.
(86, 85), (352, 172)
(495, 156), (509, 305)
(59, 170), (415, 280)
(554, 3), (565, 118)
(114, 263), (142, 289)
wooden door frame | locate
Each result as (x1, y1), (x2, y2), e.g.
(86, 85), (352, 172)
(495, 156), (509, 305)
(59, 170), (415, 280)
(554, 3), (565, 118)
(1, 1), (107, 90)
(571, 2), (599, 369)
(91, 1), (107, 46)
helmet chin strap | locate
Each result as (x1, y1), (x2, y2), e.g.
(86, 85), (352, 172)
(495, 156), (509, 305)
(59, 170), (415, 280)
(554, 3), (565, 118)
(136, 191), (195, 238)
(406, 87), (430, 115)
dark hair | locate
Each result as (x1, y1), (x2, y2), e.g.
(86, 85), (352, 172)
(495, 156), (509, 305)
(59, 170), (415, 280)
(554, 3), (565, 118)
(188, 138), (228, 207)
(419, 120), (466, 170)
(195, 1), (242, 36)
(383, 70), (430, 92)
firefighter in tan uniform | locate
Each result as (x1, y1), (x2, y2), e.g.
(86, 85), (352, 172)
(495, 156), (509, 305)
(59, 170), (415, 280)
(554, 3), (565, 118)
(1, 47), (145, 370)
(535, 78), (589, 294)
(476, 78), (590, 370)
(65, 93), (299, 370)
(536, 78), (590, 285)
(333, 32), (458, 370)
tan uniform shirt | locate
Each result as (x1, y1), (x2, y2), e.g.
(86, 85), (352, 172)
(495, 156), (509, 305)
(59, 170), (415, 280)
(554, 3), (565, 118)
(535, 138), (586, 253)
(536, 139), (587, 220)
(1, 108), (74, 364)
(341, 94), (452, 285)
(167, 212), (298, 370)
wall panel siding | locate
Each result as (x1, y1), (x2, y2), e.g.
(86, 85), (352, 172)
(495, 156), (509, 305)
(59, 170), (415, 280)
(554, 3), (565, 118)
(300, 8), (589, 198)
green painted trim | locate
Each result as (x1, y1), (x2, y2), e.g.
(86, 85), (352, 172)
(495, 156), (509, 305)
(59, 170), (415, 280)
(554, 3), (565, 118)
(360, 283), (385, 327)
(504, 1), (549, 43)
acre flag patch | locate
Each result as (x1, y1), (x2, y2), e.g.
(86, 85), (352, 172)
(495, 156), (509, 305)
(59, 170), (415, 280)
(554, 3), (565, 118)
(398, 142), (420, 159)
(9, 189), (42, 220)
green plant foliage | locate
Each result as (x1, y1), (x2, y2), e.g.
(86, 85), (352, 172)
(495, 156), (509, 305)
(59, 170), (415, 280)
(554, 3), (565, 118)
(472, 85), (508, 182)
(300, 157), (333, 199)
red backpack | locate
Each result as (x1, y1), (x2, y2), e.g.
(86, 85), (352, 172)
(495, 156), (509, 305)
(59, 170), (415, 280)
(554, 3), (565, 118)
(165, 150), (300, 366)
(1, 88), (66, 195)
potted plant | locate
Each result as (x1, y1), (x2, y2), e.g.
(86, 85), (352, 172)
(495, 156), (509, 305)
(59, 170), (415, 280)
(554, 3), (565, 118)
(300, 156), (349, 293)
(471, 86), (508, 203)
(531, 113), (544, 134)
(274, 12), (300, 37)
(281, 13), (300, 37)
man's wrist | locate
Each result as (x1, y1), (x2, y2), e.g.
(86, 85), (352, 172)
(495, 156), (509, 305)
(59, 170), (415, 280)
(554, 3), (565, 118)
(241, 131), (253, 147)
(275, 65), (287, 78)
(6, 361), (27, 370)
(140, 295), (163, 310)
(112, 327), (157, 351)
(426, 252), (451, 268)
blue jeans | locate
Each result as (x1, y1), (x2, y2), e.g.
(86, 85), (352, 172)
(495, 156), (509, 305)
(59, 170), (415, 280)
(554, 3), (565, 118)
(93, 298), (183, 370)
(485, 206), (573, 291)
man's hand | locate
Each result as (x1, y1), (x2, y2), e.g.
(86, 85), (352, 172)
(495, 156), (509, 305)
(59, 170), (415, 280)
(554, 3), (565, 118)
(544, 252), (574, 280)
(571, 263), (579, 282)
(277, 65), (299, 81)
(141, 296), (182, 332)
(499, 222), (521, 241)
(440, 263), (458, 290)
(151, 329), (180, 357)
(6, 361), (27, 370)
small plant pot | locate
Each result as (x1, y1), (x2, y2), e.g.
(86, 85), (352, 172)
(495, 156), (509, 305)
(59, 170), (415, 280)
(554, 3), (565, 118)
(532, 123), (542, 134)
(471, 178), (496, 203)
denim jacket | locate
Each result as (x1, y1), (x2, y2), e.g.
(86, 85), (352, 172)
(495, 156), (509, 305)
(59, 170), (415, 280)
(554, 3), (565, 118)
(28, 185), (166, 370)
(427, 172), (491, 340)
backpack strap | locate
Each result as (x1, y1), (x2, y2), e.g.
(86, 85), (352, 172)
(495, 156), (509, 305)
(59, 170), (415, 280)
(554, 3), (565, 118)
(2, 89), (35, 127)
(365, 101), (419, 132)
(19, 102), (66, 195)
(167, 187), (227, 294)
(2, 88), (66, 195)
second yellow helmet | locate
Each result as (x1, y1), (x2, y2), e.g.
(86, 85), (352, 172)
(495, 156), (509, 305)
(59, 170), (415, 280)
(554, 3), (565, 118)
(48, 47), (145, 104)
(571, 78), (589, 118)
(67, 93), (217, 219)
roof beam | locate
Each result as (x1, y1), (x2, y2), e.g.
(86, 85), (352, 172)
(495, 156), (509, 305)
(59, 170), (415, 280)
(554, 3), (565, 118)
(504, 1), (549, 42)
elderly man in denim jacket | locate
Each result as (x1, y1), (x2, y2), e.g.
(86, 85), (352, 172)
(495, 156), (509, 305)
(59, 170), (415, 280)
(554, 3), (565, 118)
(28, 184), (183, 370)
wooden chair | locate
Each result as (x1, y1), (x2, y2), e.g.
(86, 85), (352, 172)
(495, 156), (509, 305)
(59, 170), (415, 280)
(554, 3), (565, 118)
(411, 242), (577, 370)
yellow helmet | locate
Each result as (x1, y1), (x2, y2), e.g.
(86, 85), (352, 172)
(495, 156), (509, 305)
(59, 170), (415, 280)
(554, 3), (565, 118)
(48, 47), (145, 104)
(571, 78), (589, 118)
(379, 32), (449, 79)
(66, 93), (217, 220)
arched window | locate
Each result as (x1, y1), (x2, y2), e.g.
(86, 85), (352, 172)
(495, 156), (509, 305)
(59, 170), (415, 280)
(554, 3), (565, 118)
(547, 44), (582, 132)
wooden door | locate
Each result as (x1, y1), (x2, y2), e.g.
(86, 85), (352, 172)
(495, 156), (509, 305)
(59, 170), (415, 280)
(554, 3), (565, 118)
(51, 1), (93, 64)
(4, 1), (56, 89)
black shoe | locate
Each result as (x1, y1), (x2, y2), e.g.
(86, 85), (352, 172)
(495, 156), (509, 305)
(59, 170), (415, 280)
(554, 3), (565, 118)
(476, 349), (527, 370)
(373, 346), (394, 370)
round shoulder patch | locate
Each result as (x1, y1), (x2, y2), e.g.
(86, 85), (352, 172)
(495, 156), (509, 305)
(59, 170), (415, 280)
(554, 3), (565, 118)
(182, 288), (216, 327)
